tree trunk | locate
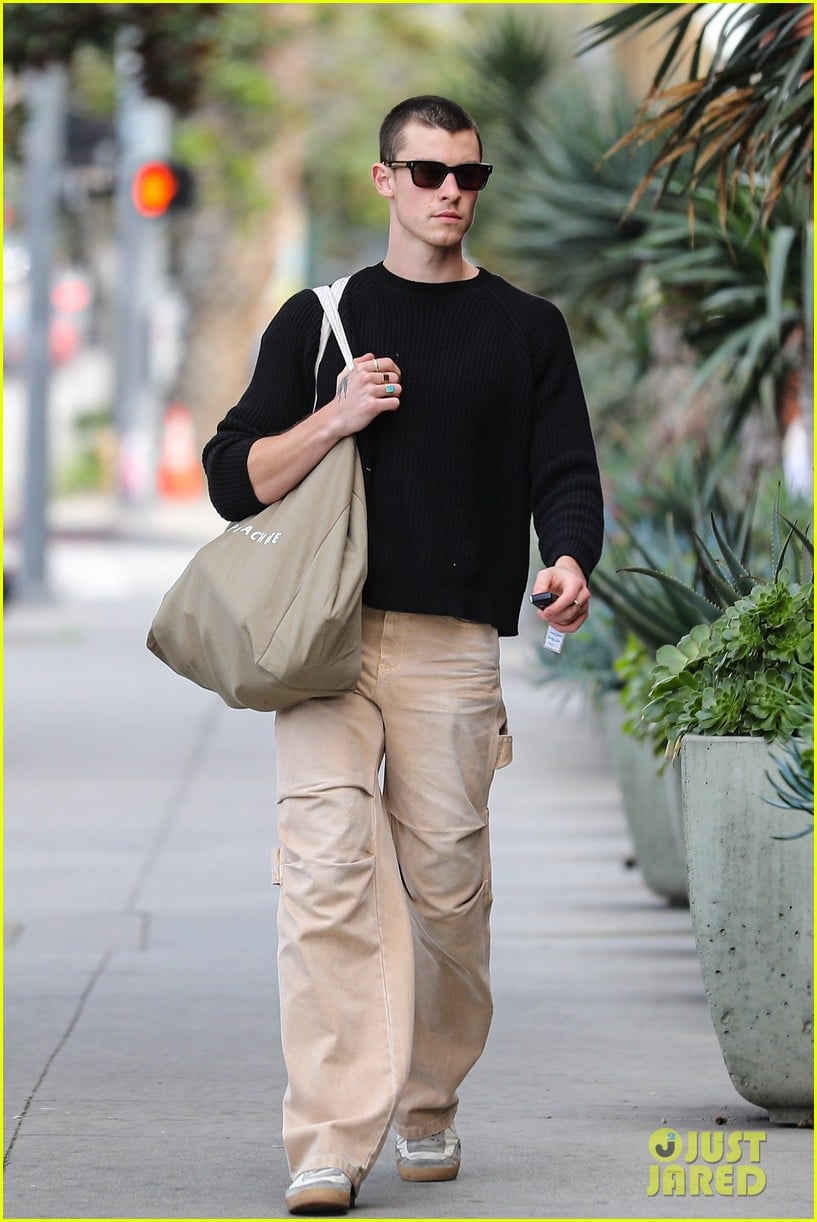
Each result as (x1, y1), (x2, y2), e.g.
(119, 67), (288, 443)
(171, 133), (308, 448)
(171, 4), (312, 448)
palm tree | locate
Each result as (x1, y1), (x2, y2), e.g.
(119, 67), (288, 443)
(580, 3), (813, 226)
(497, 73), (802, 433)
(578, 2), (812, 493)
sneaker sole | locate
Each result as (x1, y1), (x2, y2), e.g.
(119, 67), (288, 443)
(397, 1161), (460, 1183)
(285, 1185), (354, 1215)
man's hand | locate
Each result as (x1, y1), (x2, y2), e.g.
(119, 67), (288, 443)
(248, 353), (401, 505)
(531, 556), (590, 634)
(324, 352), (402, 438)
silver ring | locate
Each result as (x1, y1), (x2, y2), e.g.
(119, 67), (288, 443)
(572, 599), (582, 609)
(373, 358), (380, 373)
(385, 384), (395, 395)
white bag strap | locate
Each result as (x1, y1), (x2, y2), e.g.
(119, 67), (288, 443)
(312, 276), (354, 410)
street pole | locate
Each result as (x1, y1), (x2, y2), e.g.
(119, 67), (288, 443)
(18, 65), (67, 603)
(114, 32), (173, 507)
(114, 32), (145, 500)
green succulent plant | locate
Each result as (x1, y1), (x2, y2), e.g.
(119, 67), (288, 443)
(613, 635), (655, 744)
(595, 484), (812, 657)
(642, 580), (814, 759)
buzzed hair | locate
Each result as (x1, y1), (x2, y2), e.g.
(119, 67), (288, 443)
(379, 95), (483, 162)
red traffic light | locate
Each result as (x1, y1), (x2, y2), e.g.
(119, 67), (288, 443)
(131, 161), (180, 218)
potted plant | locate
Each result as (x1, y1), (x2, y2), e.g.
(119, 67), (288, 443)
(590, 479), (770, 906)
(606, 634), (689, 905)
(534, 586), (691, 903)
(642, 560), (813, 1124)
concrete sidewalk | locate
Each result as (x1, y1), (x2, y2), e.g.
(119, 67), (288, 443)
(3, 510), (813, 1219)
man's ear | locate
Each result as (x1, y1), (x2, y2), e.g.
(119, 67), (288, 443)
(372, 163), (395, 199)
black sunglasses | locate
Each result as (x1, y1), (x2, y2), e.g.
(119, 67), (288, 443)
(382, 160), (493, 191)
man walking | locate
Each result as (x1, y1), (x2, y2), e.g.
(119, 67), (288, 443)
(203, 95), (604, 1214)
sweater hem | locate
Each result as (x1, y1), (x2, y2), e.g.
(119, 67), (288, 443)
(362, 572), (522, 637)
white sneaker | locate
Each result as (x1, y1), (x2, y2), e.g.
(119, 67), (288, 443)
(395, 1126), (461, 1182)
(285, 1167), (354, 1215)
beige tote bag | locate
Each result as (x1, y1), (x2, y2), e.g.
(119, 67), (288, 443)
(146, 278), (367, 712)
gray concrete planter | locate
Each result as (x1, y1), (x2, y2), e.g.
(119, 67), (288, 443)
(681, 735), (813, 1124)
(601, 694), (688, 906)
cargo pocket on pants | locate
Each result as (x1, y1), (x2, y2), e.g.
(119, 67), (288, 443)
(279, 852), (378, 927)
(494, 727), (513, 770)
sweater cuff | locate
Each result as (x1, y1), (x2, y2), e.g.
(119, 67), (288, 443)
(541, 541), (601, 584)
(203, 436), (265, 521)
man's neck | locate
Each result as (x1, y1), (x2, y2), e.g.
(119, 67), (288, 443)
(383, 245), (479, 284)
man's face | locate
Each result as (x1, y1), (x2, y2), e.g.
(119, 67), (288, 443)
(375, 121), (484, 253)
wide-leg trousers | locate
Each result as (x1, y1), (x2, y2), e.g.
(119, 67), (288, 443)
(272, 606), (512, 1191)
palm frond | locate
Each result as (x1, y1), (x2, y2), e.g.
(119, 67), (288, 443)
(579, 2), (814, 225)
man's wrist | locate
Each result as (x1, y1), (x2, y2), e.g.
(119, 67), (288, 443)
(551, 555), (587, 581)
(315, 400), (347, 444)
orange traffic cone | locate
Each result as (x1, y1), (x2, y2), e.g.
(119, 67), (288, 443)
(156, 403), (203, 499)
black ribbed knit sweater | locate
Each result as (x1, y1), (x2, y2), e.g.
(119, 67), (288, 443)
(202, 262), (604, 636)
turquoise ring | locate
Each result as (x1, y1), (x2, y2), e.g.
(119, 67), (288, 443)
(385, 384), (395, 395)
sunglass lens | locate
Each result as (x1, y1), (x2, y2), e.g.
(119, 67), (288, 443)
(456, 165), (490, 190)
(411, 162), (446, 189)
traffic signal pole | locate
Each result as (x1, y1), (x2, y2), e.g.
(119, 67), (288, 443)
(114, 32), (173, 506)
